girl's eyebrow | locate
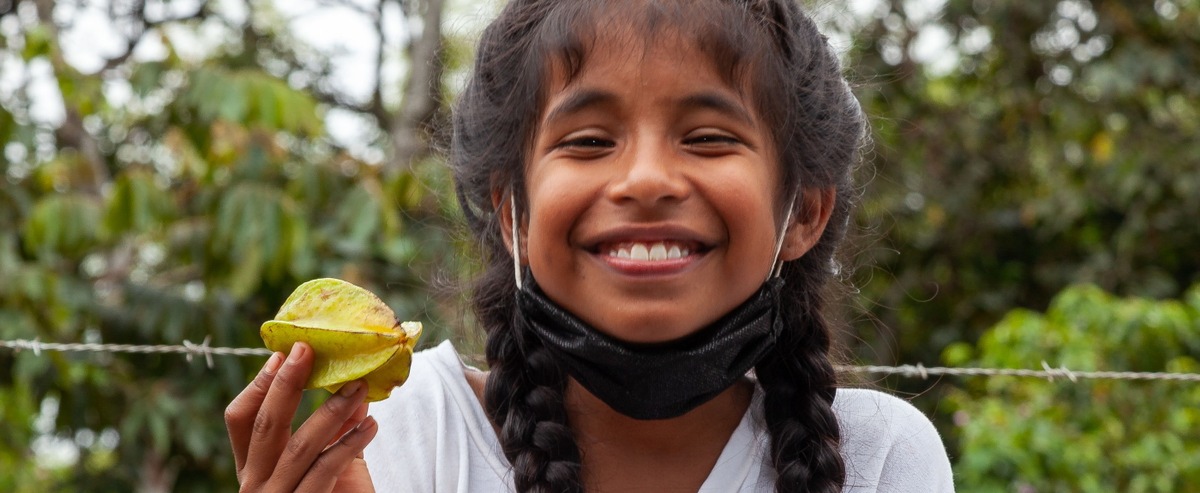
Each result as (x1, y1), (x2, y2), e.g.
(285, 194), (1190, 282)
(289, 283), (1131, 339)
(677, 92), (755, 127)
(541, 89), (754, 128)
(543, 89), (614, 127)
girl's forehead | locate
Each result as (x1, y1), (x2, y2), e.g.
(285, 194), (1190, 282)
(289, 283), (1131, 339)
(541, 35), (758, 120)
(534, 0), (769, 83)
(540, 24), (756, 103)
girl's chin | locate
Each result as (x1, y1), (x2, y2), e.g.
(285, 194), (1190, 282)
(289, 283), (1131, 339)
(589, 312), (714, 345)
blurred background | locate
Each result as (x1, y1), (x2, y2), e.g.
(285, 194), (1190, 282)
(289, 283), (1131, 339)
(0, 0), (1197, 491)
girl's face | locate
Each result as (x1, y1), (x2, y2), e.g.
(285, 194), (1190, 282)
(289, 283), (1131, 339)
(512, 31), (800, 343)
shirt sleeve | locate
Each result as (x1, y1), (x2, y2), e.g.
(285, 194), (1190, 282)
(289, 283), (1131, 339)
(835, 388), (955, 493)
(873, 399), (955, 492)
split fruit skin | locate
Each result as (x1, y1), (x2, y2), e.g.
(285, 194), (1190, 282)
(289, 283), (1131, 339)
(260, 278), (422, 402)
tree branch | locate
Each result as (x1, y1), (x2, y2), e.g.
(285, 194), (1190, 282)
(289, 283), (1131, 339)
(34, 0), (109, 194)
(370, 0), (387, 121)
(98, 1), (208, 74)
(388, 0), (445, 172)
(311, 83), (389, 124)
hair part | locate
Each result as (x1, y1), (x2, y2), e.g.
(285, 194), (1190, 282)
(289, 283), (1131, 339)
(452, 1), (865, 492)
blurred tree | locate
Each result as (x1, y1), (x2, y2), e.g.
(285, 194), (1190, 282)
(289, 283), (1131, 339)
(943, 283), (1200, 492)
(0, 0), (469, 490)
(841, 0), (1199, 373)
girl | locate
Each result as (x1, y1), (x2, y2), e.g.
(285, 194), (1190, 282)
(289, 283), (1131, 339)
(225, 0), (955, 492)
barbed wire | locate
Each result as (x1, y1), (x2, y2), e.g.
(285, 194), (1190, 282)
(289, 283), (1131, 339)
(2, 337), (1199, 382)
(0, 337), (271, 369)
(839, 362), (1200, 382)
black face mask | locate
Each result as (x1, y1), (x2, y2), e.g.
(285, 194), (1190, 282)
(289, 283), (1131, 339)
(515, 269), (784, 420)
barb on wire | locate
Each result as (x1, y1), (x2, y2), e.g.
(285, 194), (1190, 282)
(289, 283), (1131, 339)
(2, 338), (1200, 382)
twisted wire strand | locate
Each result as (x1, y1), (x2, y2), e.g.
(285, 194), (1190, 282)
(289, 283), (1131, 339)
(0, 337), (271, 368)
(840, 362), (1200, 382)
(2, 338), (1199, 382)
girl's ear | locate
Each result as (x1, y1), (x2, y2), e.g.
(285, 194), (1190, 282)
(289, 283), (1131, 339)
(492, 188), (528, 264)
(779, 187), (836, 261)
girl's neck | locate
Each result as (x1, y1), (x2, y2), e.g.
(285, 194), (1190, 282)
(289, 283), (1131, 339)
(461, 369), (754, 491)
(566, 377), (754, 492)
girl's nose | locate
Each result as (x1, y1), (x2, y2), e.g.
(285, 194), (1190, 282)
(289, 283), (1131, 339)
(605, 140), (691, 208)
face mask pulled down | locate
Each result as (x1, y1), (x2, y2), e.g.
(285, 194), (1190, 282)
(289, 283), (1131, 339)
(515, 270), (784, 420)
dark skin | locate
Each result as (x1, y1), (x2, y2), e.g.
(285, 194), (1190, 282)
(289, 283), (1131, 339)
(225, 342), (377, 492)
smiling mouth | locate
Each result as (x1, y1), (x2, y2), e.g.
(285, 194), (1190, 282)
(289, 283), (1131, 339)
(599, 241), (703, 261)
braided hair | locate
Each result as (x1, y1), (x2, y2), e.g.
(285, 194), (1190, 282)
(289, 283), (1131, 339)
(451, 1), (865, 491)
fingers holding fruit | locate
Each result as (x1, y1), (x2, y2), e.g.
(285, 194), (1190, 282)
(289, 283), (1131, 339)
(226, 350), (285, 475)
(241, 342), (317, 489)
(260, 278), (422, 402)
(229, 344), (378, 492)
(226, 278), (416, 492)
(267, 376), (376, 491)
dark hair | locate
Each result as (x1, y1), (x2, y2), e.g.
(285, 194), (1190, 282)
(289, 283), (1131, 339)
(451, 1), (865, 492)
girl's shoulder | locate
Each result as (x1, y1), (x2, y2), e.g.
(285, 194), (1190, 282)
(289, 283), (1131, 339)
(830, 388), (955, 492)
(832, 387), (938, 439)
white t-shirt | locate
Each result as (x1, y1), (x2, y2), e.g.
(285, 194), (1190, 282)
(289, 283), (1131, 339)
(365, 341), (955, 492)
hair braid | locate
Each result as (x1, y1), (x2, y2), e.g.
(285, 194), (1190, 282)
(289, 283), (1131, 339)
(746, 1), (855, 488)
(483, 300), (585, 493)
(755, 260), (845, 493)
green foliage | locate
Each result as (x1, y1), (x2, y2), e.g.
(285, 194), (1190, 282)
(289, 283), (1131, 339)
(848, 0), (1200, 364)
(944, 284), (1200, 492)
(827, 0), (1200, 486)
(0, 4), (465, 490)
(103, 170), (176, 236)
(22, 194), (105, 260)
(2, 0), (1197, 490)
(179, 67), (323, 136)
(0, 105), (15, 143)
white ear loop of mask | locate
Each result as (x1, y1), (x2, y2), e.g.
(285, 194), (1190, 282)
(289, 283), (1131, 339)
(769, 192), (798, 281)
(510, 189), (523, 290)
(511, 190), (796, 288)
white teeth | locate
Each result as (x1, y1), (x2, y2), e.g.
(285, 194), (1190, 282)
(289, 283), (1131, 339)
(607, 242), (693, 261)
(649, 243), (667, 261)
(667, 245), (681, 259)
(629, 244), (649, 261)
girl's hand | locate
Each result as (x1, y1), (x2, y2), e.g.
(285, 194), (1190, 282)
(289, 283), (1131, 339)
(225, 342), (378, 492)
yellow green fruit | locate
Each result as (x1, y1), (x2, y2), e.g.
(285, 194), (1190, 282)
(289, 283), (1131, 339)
(260, 278), (422, 402)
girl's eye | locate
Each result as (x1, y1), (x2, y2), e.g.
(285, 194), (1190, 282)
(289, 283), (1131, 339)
(558, 136), (615, 149)
(684, 134), (741, 147)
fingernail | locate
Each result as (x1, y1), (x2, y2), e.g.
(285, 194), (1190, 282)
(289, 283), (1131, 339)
(338, 380), (365, 398)
(350, 417), (374, 439)
(263, 352), (284, 374)
(288, 342), (307, 362)
(356, 416), (378, 436)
